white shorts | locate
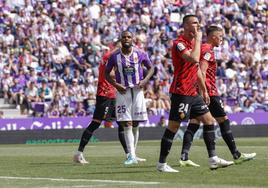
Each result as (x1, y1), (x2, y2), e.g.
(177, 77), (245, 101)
(116, 87), (148, 122)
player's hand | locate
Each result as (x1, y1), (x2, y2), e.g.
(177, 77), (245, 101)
(138, 80), (147, 88)
(202, 91), (210, 105)
(116, 84), (127, 94)
(194, 26), (202, 41)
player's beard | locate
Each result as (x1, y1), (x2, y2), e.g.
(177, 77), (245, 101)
(122, 42), (132, 48)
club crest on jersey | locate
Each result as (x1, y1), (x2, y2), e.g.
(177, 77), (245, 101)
(177, 43), (186, 51)
(204, 52), (211, 61)
(123, 65), (135, 75)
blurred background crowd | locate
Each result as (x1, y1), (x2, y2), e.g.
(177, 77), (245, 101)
(0, 0), (267, 118)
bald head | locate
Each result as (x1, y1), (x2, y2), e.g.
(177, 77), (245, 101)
(120, 30), (133, 49)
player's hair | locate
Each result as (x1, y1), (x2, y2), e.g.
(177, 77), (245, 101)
(182, 15), (198, 25)
(120, 30), (133, 38)
(206, 25), (223, 36)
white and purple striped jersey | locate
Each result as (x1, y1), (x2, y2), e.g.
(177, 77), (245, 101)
(106, 47), (152, 88)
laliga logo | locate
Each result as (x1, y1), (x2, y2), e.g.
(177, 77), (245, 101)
(31, 121), (43, 129)
(241, 117), (255, 125)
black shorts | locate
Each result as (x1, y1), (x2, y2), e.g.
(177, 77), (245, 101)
(208, 96), (226, 118)
(93, 96), (116, 121)
(169, 94), (209, 122)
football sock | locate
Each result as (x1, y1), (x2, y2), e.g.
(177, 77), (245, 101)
(181, 123), (200, 161)
(159, 128), (175, 163)
(219, 119), (241, 159)
(203, 125), (216, 158)
(124, 126), (136, 158)
(78, 121), (101, 152)
(117, 122), (128, 154)
(132, 126), (139, 150)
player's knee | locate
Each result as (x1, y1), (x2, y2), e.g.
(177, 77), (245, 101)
(87, 121), (101, 132)
(200, 112), (215, 125)
(125, 121), (133, 127)
(189, 118), (200, 124)
(132, 121), (139, 127)
(117, 121), (124, 132)
(215, 116), (228, 124)
(219, 119), (231, 133)
(92, 119), (102, 124)
(167, 120), (180, 133)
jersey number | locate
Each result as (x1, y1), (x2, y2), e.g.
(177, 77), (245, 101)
(117, 105), (126, 114)
(178, 103), (189, 113)
(219, 99), (224, 109)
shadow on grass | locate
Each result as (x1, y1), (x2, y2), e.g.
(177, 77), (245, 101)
(29, 162), (73, 166)
(82, 170), (155, 175)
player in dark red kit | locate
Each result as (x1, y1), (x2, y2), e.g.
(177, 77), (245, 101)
(179, 25), (256, 167)
(157, 15), (233, 172)
(73, 48), (128, 164)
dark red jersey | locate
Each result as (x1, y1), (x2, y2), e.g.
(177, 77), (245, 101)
(200, 43), (218, 96)
(169, 35), (199, 96)
(96, 51), (116, 98)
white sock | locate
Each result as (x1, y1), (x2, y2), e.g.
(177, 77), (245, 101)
(124, 126), (136, 158)
(132, 126), (139, 150)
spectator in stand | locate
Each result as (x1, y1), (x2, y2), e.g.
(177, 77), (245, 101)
(217, 78), (227, 97)
(242, 98), (255, 113)
(25, 80), (38, 112)
(0, 0), (266, 117)
(38, 79), (53, 102)
(0, 111), (4, 118)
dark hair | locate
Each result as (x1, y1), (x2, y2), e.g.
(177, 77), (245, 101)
(206, 25), (223, 36)
(182, 15), (198, 25)
(120, 30), (133, 38)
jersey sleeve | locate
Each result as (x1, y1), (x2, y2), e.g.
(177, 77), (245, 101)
(106, 54), (115, 72)
(200, 47), (212, 63)
(141, 52), (152, 69)
(175, 40), (188, 55)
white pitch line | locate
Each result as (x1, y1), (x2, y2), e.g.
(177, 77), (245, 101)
(41, 184), (108, 188)
(0, 176), (160, 185)
(71, 185), (108, 188)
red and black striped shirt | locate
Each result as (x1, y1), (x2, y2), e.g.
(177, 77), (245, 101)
(200, 43), (218, 96)
(169, 35), (199, 96)
(97, 51), (116, 99)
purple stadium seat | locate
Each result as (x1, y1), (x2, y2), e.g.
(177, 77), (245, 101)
(33, 103), (45, 113)
(254, 109), (265, 113)
(227, 98), (237, 106)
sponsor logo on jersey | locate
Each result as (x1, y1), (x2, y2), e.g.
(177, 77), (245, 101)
(177, 43), (186, 51)
(203, 52), (211, 61)
(123, 66), (135, 75)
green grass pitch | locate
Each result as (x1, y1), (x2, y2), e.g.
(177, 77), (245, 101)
(0, 138), (267, 188)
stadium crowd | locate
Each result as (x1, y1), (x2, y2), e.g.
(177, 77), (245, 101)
(0, 0), (267, 117)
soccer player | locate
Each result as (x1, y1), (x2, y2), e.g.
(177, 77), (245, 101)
(179, 25), (256, 167)
(105, 30), (155, 165)
(73, 48), (128, 164)
(157, 15), (233, 172)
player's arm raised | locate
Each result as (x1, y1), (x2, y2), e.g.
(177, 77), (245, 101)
(181, 28), (202, 64)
